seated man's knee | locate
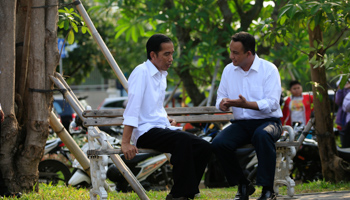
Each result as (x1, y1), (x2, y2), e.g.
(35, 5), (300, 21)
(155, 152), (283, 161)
(211, 137), (222, 152)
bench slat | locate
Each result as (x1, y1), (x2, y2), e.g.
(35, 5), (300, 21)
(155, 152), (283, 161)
(275, 141), (299, 147)
(83, 106), (231, 117)
(172, 114), (232, 123)
(83, 114), (233, 126)
(87, 149), (160, 156)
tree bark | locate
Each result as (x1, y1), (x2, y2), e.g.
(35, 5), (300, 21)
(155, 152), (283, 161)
(0, 0), (58, 193)
(308, 25), (350, 182)
(0, 0), (21, 193)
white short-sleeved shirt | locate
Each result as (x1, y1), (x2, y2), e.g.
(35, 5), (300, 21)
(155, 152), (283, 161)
(123, 60), (180, 144)
(216, 54), (283, 120)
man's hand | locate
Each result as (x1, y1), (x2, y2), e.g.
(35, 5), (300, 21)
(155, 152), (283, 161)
(219, 98), (231, 111)
(168, 117), (177, 126)
(121, 142), (139, 160)
(0, 110), (4, 123)
(224, 95), (247, 108)
(222, 95), (259, 110)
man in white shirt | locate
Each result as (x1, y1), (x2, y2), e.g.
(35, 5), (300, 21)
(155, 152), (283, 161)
(121, 34), (211, 200)
(212, 32), (283, 200)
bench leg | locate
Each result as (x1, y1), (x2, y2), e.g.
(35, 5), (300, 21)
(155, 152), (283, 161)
(89, 155), (108, 200)
(88, 127), (108, 200)
(274, 146), (296, 197)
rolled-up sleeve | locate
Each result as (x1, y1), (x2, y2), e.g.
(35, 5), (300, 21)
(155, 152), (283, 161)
(256, 67), (281, 114)
(123, 68), (145, 127)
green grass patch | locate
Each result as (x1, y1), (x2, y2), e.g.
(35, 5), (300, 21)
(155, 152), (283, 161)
(3, 180), (350, 199)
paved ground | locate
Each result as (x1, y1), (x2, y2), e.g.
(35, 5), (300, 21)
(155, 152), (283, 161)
(248, 190), (350, 200)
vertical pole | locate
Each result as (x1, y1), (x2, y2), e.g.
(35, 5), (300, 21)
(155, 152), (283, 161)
(72, 0), (128, 93)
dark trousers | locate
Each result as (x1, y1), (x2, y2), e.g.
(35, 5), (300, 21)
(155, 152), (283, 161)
(340, 121), (350, 148)
(136, 128), (211, 198)
(211, 118), (282, 188)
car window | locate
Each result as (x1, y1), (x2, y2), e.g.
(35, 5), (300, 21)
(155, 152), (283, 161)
(104, 100), (124, 108)
(53, 101), (63, 114)
(53, 99), (75, 115)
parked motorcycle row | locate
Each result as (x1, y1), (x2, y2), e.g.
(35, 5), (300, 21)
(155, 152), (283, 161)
(40, 117), (350, 193)
(40, 118), (173, 192)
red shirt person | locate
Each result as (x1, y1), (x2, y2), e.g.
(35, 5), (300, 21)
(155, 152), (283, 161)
(281, 81), (313, 126)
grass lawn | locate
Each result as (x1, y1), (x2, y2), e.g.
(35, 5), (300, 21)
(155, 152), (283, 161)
(4, 180), (350, 200)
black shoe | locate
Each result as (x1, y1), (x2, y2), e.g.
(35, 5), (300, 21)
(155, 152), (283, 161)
(234, 183), (255, 200)
(165, 194), (190, 200)
(257, 190), (276, 200)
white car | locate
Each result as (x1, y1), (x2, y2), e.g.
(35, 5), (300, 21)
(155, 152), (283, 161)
(97, 96), (128, 110)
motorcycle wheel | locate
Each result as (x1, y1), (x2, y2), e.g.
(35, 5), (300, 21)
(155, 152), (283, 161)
(39, 159), (72, 185)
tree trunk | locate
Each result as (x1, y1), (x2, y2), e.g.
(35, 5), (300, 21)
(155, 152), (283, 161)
(0, 0), (21, 193)
(0, 0), (58, 193)
(308, 25), (350, 182)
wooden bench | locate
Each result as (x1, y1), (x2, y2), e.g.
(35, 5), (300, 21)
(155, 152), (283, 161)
(83, 106), (299, 198)
(82, 106), (233, 126)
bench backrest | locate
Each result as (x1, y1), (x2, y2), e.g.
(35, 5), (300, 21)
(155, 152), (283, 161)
(82, 106), (233, 126)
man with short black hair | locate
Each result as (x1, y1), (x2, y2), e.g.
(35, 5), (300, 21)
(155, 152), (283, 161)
(212, 32), (283, 200)
(121, 34), (211, 200)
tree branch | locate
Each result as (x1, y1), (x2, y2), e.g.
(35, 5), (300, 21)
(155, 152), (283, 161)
(323, 28), (349, 53)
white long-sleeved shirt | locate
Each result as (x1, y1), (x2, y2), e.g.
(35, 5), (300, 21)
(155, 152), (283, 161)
(216, 54), (283, 120)
(123, 60), (180, 144)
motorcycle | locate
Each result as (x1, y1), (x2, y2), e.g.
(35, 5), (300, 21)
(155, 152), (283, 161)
(38, 138), (72, 185)
(68, 118), (173, 192)
(291, 121), (350, 183)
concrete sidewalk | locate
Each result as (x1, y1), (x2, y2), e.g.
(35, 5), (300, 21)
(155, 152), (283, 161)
(248, 190), (350, 200)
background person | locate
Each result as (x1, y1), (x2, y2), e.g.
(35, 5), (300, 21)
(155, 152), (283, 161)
(211, 32), (283, 200)
(336, 79), (350, 148)
(281, 80), (313, 126)
(121, 34), (211, 200)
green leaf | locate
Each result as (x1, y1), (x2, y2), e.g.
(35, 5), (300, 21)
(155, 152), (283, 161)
(81, 26), (87, 34)
(310, 3), (321, 15)
(279, 4), (292, 18)
(131, 26), (138, 42)
(58, 20), (65, 29)
(58, 9), (66, 14)
(115, 26), (129, 39)
(68, 30), (75, 44)
(72, 23), (78, 33)
(280, 15), (288, 25)
(309, 18), (315, 31)
(64, 20), (70, 30)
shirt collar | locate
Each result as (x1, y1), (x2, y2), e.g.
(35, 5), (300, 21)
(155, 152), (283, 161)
(250, 54), (260, 72)
(233, 54), (260, 72)
(146, 59), (168, 77)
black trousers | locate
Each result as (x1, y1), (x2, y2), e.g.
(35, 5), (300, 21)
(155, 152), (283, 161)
(136, 128), (211, 198)
(211, 118), (282, 188)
